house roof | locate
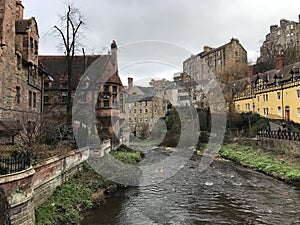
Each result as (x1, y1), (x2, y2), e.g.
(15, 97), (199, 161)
(125, 94), (155, 103)
(15, 17), (39, 36)
(39, 55), (123, 89)
(135, 86), (155, 95)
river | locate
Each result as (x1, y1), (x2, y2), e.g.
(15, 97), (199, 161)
(81, 148), (300, 225)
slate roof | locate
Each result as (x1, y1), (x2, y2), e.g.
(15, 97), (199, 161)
(39, 55), (123, 89)
(250, 61), (300, 87)
(15, 17), (39, 36)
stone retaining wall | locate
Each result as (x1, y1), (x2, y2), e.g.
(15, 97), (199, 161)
(0, 147), (89, 225)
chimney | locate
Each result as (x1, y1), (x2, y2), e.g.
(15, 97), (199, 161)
(276, 52), (284, 70)
(203, 46), (213, 52)
(128, 77), (133, 90)
(247, 64), (254, 78)
(16, 0), (24, 20)
(110, 40), (118, 72)
(270, 25), (278, 32)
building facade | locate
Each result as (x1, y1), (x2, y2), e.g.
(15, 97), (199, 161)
(257, 15), (300, 66)
(39, 41), (125, 141)
(0, 0), (44, 142)
(125, 82), (168, 137)
(234, 57), (300, 124)
(183, 38), (248, 83)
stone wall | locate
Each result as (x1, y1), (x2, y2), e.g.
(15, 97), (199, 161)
(236, 137), (300, 159)
(0, 147), (89, 225)
(260, 138), (300, 158)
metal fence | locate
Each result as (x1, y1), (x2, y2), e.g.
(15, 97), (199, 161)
(258, 130), (300, 141)
(0, 151), (31, 175)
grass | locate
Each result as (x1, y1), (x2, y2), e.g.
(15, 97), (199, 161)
(219, 145), (300, 182)
(110, 151), (142, 164)
(35, 150), (143, 225)
(35, 163), (111, 225)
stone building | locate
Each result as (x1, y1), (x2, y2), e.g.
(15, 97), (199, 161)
(0, 0), (45, 143)
(182, 38), (247, 109)
(183, 38), (248, 83)
(125, 79), (168, 137)
(39, 41), (125, 141)
(257, 15), (300, 67)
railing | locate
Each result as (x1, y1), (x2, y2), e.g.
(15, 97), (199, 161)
(0, 151), (31, 175)
(258, 130), (300, 141)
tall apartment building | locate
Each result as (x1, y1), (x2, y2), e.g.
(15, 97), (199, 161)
(183, 38), (248, 83)
(257, 15), (300, 67)
(0, 0), (44, 142)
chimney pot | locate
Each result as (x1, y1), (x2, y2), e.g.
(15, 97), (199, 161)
(128, 77), (133, 90)
(276, 52), (284, 70)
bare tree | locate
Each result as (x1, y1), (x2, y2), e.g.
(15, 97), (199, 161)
(255, 38), (300, 73)
(54, 4), (85, 125)
(13, 113), (42, 149)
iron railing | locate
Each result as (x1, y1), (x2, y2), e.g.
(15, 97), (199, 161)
(258, 130), (300, 141)
(0, 151), (31, 175)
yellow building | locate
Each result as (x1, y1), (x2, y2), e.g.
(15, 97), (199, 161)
(233, 61), (300, 123)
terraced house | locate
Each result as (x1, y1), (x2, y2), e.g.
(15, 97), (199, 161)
(233, 55), (300, 123)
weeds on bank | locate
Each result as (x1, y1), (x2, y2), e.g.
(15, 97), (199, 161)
(220, 145), (300, 182)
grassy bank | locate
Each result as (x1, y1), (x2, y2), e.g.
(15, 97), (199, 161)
(35, 149), (143, 225)
(219, 145), (300, 183)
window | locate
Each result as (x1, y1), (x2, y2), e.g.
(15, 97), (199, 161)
(44, 90), (49, 104)
(291, 24), (294, 29)
(245, 103), (250, 111)
(17, 55), (21, 70)
(278, 106), (281, 115)
(237, 105), (240, 112)
(257, 108), (260, 114)
(145, 118), (148, 122)
(277, 92), (281, 100)
(145, 101), (147, 107)
(298, 108), (300, 117)
(44, 82), (49, 89)
(112, 86), (118, 93)
(257, 96), (260, 102)
(134, 109), (137, 114)
(104, 100), (109, 108)
(28, 91), (32, 107)
(104, 85), (109, 93)
(263, 108), (269, 116)
(61, 90), (67, 103)
(140, 109), (142, 114)
(16, 86), (21, 104)
(33, 92), (37, 108)
(145, 109), (148, 113)
(112, 94), (117, 108)
(128, 109), (131, 114)
(297, 90), (300, 98)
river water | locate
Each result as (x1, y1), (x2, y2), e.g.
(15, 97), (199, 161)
(81, 148), (300, 225)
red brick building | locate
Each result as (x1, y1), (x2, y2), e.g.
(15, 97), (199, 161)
(39, 41), (125, 141)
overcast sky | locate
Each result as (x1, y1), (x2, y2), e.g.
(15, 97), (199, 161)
(23, 0), (300, 86)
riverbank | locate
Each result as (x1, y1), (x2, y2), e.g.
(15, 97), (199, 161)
(35, 147), (143, 225)
(217, 144), (300, 184)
